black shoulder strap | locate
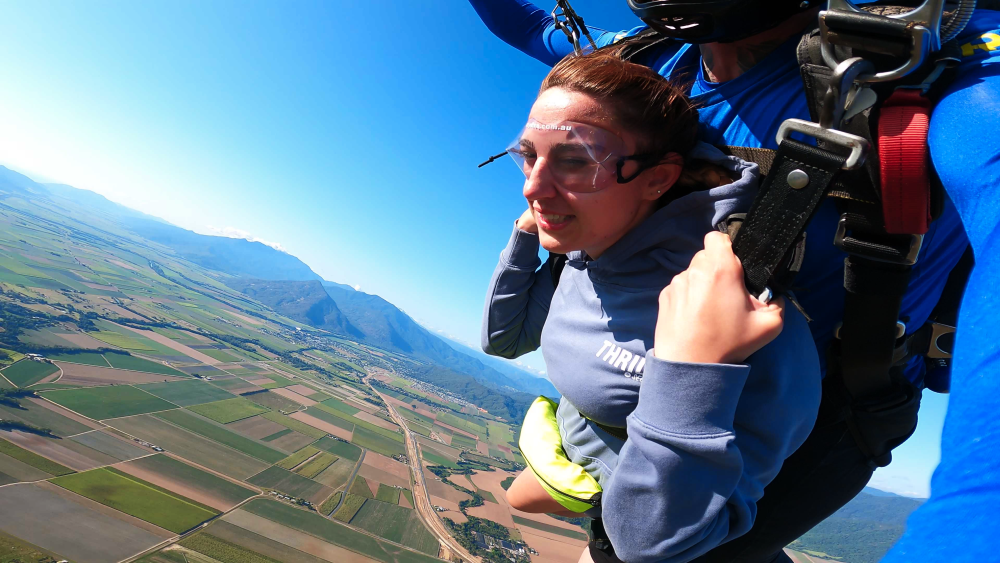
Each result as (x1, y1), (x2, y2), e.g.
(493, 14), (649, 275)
(547, 253), (568, 287)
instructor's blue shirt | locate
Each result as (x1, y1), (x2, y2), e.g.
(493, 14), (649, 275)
(469, 2), (1000, 561)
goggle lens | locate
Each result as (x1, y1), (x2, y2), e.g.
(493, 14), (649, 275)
(506, 120), (626, 193)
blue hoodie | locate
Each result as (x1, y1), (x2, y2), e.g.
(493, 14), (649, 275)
(482, 145), (821, 563)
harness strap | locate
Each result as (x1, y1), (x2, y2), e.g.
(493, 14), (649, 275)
(839, 256), (912, 398)
(878, 89), (933, 234)
(731, 139), (847, 297)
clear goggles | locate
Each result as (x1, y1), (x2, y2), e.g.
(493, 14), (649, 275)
(504, 119), (657, 193)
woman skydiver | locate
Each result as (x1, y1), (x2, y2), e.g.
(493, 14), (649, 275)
(481, 50), (822, 563)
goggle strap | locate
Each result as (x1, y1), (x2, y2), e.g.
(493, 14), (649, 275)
(478, 150), (509, 168)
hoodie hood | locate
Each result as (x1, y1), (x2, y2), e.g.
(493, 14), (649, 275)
(566, 142), (758, 289)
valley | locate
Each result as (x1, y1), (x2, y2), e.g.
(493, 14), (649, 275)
(0, 166), (577, 563)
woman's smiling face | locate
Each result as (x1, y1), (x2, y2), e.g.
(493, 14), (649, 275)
(521, 87), (677, 258)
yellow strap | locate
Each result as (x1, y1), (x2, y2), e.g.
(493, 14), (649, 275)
(518, 397), (602, 513)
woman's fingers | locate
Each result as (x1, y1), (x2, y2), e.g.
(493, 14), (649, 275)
(653, 232), (785, 365)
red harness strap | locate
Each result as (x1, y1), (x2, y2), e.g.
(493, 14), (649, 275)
(878, 89), (933, 235)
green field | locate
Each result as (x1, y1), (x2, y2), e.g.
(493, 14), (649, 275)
(50, 352), (110, 367)
(90, 331), (155, 350)
(304, 405), (355, 431)
(297, 452), (338, 479)
(437, 411), (487, 438)
(244, 390), (301, 412)
(261, 428), (292, 441)
(512, 515), (589, 540)
(109, 414), (269, 480)
(350, 499), (439, 555)
(247, 466), (328, 501)
(314, 436), (362, 461)
(188, 397), (269, 423)
(259, 372), (294, 389)
(449, 433), (478, 452)
(44, 385), (177, 419)
(276, 446), (320, 470)
(352, 426), (405, 457)
(319, 491), (343, 515)
(350, 476), (375, 498)
(126, 454), (258, 506)
(487, 420), (515, 445)
(1, 360), (58, 387)
(307, 405), (402, 442)
(420, 450), (459, 469)
(0, 529), (69, 563)
(407, 421), (432, 437)
(138, 379), (235, 407)
(479, 489), (498, 503)
(200, 348), (244, 362)
(242, 499), (442, 563)
(400, 488), (414, 507)
(261, 411), (326, 439)
(0, 437), (73, 476)
(52, 467), (219, 533)
(0, 400), (91, 437)
(308, 391), (333, 402)
(489, 447), (507, 460)
(155, 409), (286, 463)
(320, 397), (359, 415)
(104, 353), (188, 376)
(179, 532), (282, 563)
(376, 484), (400, 504)
(334, 493), (368, 521)
(397, 406), (434, 426)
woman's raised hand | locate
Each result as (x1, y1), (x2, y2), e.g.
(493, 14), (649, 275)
(653, 231), (785, 365)
(516, 207), (538, 233)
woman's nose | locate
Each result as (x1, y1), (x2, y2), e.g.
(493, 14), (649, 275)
(523, 158), (558, 200)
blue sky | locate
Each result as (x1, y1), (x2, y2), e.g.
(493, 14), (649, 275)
(0, 0), (947, 497)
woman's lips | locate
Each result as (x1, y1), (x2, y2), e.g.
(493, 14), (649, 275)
(536, 212), (574, 231)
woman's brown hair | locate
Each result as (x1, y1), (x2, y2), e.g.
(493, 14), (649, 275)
(538, 50), (700, 162)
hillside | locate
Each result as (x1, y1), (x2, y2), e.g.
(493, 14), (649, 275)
(224, 278), (548, 419)
(0, 167), (323, 283)
(224, 279), (360, 337)
(323, 284), (558, 398)
(790, 488), (925, 563)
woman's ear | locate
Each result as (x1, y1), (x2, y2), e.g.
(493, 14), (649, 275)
(643, 153), (684, 201)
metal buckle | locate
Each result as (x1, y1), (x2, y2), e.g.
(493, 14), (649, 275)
(776, 119), (869, 170)
(834, 215), (924, 265)
(818, 0), (944, 82)
(927, 322), (956, 359)
(835, 320), (906, 340)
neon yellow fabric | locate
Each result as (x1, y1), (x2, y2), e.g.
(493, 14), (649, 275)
(518, 396), (603, 513)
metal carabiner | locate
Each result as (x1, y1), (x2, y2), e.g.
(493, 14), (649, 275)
(818, 0), (945, 82)
(819, 57), (876, 129)
(552, 0), (597, 56)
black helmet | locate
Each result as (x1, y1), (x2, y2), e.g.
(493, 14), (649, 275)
(627, 0), (815, 43)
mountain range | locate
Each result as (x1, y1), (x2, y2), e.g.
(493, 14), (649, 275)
(790, 487), (925, 563)
(0, 165), (557, 405)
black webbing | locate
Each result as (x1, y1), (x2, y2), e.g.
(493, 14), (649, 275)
(839, 256), (912, 398)
(547, 253), (568, 287)
(731, 139), (847, 297)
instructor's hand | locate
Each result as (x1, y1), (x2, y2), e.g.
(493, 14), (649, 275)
(516, 208), (538, 234)
(654, 232), (784, 364)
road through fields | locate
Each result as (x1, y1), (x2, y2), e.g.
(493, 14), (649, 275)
(371, 385), (479, 563)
